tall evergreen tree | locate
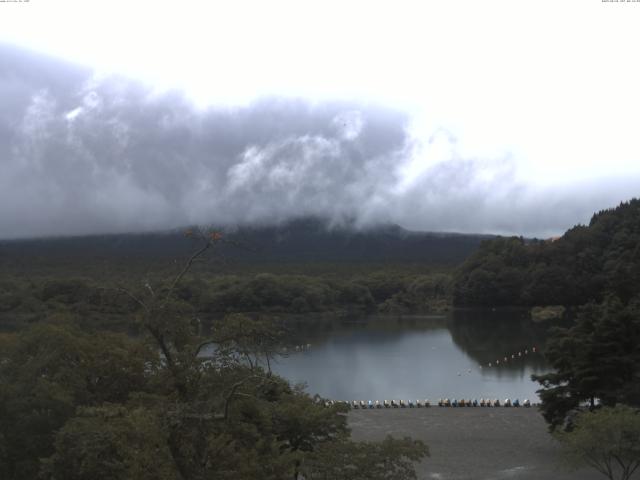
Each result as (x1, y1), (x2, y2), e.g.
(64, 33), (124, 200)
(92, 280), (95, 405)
(533, 298), (640, 429)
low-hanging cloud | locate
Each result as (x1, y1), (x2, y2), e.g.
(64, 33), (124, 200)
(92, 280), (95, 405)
(1, 44), (638, 240)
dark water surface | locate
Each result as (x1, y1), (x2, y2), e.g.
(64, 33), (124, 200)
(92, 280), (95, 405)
(273, 309), (552, 402)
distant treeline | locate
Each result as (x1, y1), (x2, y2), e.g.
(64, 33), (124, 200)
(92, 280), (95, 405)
(0, 269), (452, 331)
(453, 198), (640, 307)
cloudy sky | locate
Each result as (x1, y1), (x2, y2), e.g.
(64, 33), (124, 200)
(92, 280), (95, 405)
(0, 0), (639, 239)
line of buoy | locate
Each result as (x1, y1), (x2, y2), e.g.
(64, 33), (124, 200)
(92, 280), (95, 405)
(325, 398), (534, 409)
(485, 346), (537, 368)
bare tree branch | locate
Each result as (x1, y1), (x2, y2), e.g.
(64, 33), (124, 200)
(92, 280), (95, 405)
(162, 238), (212, 308)
(144, 281), (156, 297)
(223, 374), (278, 420)
(117, 286), (150, 313)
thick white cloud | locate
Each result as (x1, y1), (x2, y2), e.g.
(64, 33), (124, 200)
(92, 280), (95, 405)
(2, 1), (639, 185)
(0, 44), (638, 239)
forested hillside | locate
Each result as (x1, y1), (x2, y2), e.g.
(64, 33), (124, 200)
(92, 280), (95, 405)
(0, 217), (490, 268)
(0, 218), (474, 330)
(453, 199), (640, 307)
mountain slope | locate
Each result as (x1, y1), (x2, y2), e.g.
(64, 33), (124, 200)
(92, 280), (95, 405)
(0, 217), (492, 270)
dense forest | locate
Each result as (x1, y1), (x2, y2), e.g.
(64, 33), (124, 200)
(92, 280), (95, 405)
(453, 199), (640, 307)
(0, 268), (452, 334)
(0, 233), (430, 480)
(451, 199), (640, 430)
(0, 217), (484, 331)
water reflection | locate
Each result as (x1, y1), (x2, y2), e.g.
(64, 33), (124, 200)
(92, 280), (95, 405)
(449, 308), (549, 374)
(273, 310), (552, 401)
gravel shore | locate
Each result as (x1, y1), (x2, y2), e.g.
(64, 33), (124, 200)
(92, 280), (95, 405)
(348, 408), (603, 480)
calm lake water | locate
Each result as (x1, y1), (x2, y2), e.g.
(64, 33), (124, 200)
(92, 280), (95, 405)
(273, 309), (552, 402)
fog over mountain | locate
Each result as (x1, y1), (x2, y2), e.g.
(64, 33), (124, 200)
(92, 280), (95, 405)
(1, 44), (639, 240)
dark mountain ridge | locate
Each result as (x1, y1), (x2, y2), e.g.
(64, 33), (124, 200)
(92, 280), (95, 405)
(0, 217), (493, 267)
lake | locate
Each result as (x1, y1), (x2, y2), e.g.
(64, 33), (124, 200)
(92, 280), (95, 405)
(273, 309), (552, 402)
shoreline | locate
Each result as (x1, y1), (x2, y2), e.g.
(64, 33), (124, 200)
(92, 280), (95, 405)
(348, 408), (602, 480)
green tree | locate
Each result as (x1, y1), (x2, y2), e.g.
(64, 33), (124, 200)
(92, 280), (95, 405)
(0, 324), (153, 479)
(5, 229), (429, 480)
(555, 405), (640, 480)
(453, 199), (640, 308)
(533, 298), (640, 429)
(41, 404), (178, 480)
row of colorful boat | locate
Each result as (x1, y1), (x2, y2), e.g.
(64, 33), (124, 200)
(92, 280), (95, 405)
(325, 398), (533, 408)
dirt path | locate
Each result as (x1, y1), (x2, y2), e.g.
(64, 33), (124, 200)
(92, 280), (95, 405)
(348, 408), (604, 480)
